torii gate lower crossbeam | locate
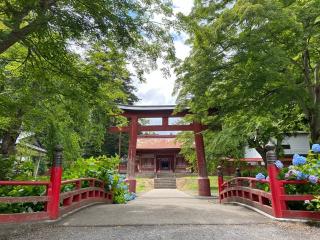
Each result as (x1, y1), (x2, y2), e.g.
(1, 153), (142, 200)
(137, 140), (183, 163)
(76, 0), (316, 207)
(109, 105), (211, 196)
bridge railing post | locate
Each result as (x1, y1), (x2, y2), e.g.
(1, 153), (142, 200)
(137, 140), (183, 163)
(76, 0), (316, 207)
(217, 166), (223, 203)
(266, 142), (285, 218)
(47, 145), (63, 220)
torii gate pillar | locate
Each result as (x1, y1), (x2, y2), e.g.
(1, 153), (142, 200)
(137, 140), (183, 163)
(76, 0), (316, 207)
(194, 122), (211, 196)
(126, 115), (138, 193)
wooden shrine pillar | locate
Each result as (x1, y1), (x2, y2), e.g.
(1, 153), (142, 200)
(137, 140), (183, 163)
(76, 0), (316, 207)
(193, 122), (211, 196)
(126, 115), (138, 193)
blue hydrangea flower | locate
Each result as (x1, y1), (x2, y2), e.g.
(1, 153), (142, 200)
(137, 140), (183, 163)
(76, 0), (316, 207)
(124, 192), (136, 201)
(119, 175), (126, 180)
(255, 173), (266, 180)
(295, 171), (304, 180)
(308, 175), (318, 184)
(292, 154), (306, 166)
(312, 144), (320, 153)
(275, 160), (284, 169)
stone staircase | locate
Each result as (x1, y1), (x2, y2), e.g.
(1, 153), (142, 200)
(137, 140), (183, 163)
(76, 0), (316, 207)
(156, 172), (175, 178)
(154, 172), (176, 189)
(154, 178), (177, 189)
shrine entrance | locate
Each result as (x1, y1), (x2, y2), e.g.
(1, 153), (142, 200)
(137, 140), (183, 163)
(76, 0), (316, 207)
(158, 156), (172, 171)
(109, 105), (211, 196)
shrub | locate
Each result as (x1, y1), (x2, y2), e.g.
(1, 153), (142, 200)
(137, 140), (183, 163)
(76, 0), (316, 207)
(277, 144), (320, 211)
(0, 155), (136, 213)
(63, 156), (136, 204)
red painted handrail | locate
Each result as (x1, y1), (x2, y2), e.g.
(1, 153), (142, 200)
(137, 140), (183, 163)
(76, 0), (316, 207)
(279, 180), (320, 184)
(0, 181), (50, 186)
(218, 167), (320, 221)
(0, 177), (112, 224)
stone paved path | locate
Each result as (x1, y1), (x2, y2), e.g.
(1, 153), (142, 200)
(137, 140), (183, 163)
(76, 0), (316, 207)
(3, 189), (320, 240)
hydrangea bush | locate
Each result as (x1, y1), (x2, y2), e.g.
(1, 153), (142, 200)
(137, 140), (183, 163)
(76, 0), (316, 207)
(278, 145), (320, 184)
(0, 155), (136, 213)
(63, 156), (136, 204)
(253, 144), (320, 211)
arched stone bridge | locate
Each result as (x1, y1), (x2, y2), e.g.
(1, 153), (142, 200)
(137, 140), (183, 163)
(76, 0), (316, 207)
(1, 189), (319, 240)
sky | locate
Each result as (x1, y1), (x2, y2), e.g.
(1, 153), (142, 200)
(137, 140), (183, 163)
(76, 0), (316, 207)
(134, 0), (193, 106)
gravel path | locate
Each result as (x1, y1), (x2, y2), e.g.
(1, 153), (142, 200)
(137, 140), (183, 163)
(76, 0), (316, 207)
(1, 189), (320, 240)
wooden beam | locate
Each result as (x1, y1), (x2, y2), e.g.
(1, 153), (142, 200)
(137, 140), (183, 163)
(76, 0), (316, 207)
(139, 125), (194, 132)
(109, 124), (194, 133)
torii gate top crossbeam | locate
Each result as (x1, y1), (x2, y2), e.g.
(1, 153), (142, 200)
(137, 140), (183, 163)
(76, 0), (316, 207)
(117, 105), (189, 118)
(110, 105), (194, 132)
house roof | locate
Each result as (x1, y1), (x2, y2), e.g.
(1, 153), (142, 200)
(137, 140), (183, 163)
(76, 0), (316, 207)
(137, 136), (183, 150)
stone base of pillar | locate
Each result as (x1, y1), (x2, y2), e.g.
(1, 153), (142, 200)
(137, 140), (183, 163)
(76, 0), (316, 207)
(198, 177), (211, 196)
(125, 179), (136, 193)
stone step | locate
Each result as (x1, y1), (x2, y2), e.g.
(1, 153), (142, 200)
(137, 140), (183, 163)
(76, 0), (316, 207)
(156, 172), (175, 178)
(154, 183), (176, 185)
(154, 184), (176, 187)
(154, 181), (176, 184)
(153, 178), (176, 189)
(154, 186), (176, 189)
(154, 178), (176, 182)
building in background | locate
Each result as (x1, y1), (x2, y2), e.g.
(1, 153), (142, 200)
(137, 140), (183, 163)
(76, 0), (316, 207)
(244, 132), (310, 166)
(119, 135), (190, 176)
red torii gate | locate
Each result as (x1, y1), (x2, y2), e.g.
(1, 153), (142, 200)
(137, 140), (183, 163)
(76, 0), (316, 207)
(109, 105), (211, 196)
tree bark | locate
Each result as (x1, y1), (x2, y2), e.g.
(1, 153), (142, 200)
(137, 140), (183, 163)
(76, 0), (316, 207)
(0, 22), (41, 54)
(255, 146), (267, 167)
(1, 111), (23, 157)
(0, 0), (55, 54)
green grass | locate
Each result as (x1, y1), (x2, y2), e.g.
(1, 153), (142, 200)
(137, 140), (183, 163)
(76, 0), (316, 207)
(176, 176), (232, 195)
(136, 177), (154, 194)
(135, 176), (232, 195)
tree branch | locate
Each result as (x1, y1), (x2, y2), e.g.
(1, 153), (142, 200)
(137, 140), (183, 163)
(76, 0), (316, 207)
(0, 20), (44, 54)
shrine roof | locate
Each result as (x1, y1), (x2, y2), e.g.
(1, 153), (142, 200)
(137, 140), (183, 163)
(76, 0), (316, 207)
(136, 136), (183, 150)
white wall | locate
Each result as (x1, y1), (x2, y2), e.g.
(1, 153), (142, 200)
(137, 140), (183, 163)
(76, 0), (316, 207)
(282, 134), (310, 155)
(245, 133), (310, 159)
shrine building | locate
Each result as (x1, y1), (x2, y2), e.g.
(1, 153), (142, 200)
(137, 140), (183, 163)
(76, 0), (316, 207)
(119, 135), (190, 174)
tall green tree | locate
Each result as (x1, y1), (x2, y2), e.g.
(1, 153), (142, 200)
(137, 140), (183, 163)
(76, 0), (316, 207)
(175, 0), (318, 162)
(0, 0), (175, 161)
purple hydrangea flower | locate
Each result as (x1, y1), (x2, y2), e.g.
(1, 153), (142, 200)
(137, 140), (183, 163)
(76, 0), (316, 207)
(308, 175), (318, 184)
(292, 154), (307, 166)
(255, 173), (266, 180)
(312, 144), (320, 153)
(275, 160), (284, 169)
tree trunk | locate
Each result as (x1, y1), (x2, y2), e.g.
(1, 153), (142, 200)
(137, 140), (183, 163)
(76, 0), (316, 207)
(1, 111), (23, 157)
(255, 146), (267, 167)
(310, 111), (320, 143)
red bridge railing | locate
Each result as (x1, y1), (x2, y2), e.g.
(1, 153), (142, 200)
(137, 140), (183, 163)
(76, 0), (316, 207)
(0, 178), (112, 223)
(219, 177), (274, 216)
(218, 144), (320, 221)
(59, 178), (112, 216)
(0, 146), (112, 224)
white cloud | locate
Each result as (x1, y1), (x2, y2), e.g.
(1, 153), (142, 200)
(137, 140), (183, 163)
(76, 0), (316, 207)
(134, 0), (193, 106)
(172, 0), (193, 15)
